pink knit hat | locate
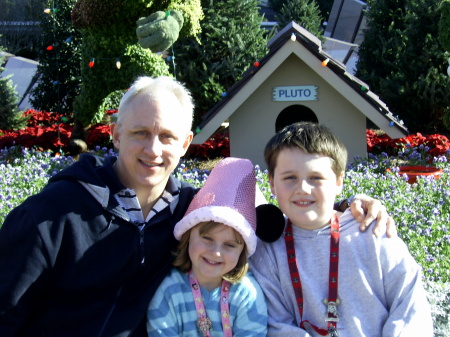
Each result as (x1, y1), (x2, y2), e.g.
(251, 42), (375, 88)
(174, 157), (258, 255)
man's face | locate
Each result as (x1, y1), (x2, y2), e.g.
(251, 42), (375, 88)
(112, 91), (193, 199)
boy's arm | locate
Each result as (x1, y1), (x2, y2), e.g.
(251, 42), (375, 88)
(249, 243), (311, 337)
(335, 194), (397, 237)
(380, 237), (433, 336)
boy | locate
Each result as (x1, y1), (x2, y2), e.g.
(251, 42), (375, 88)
(250, 122), (433, 336)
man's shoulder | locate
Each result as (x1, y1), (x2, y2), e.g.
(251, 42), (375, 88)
(174, 177), (199, 199)
(177, 177), (198, 190)
(9, 154), (110, 219)
(48, 153), (111, 185)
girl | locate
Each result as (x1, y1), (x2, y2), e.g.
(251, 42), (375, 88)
(147, 157), (268, 337)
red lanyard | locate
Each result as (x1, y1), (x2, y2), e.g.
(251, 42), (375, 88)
(284, 214), (341, 337)
(188, 271), (233, 337)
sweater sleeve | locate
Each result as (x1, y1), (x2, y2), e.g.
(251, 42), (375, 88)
(250, 240), (311, 337)
(379, 236), (434, 336)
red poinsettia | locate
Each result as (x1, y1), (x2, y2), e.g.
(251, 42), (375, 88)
(0, 109), (112, 153)
(86, 123), (112, 147)
(105, 109), (118, 116)
(186, 132), (230, 160)
(366, 130), (450, 157)
(1, 110), (449, 161)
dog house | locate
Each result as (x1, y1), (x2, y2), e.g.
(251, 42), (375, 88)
(192, 22), (408, 169)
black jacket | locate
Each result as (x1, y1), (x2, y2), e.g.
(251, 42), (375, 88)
(0, 154), (197, 337)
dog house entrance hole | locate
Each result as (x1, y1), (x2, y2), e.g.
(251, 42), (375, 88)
(275, 105), (318, 132)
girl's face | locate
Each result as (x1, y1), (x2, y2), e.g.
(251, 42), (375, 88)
(189, 224), (245, 291)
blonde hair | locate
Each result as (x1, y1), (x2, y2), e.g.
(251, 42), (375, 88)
(173, 221), (249, 283)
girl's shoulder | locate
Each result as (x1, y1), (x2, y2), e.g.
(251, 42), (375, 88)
(158, 268), (190, 290)
(230, 272), (264, 298)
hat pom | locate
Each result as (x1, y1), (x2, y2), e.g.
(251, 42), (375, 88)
(256, 204), (285, 242)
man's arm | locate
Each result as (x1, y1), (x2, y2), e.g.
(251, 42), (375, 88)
(0, 207), (49, 336)
(335, 194), (397, 237)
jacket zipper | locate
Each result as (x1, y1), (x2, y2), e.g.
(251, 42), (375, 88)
(139, 227), (145, 265)
(96, 217), (145, 336)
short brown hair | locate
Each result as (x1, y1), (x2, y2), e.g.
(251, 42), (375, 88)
(173, 221), (249, 283)
(264, 122), (348, 178)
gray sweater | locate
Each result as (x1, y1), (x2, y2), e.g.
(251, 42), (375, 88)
(249, 210), (433, 336)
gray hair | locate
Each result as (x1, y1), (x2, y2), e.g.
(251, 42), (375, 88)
(117, 76), (194, 130)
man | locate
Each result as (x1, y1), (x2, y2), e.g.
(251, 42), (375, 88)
(0, 76), (393, 337)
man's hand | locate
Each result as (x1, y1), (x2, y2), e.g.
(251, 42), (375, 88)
(349, 194), (397, 238)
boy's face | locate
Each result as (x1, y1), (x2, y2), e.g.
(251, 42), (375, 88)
(269, 148), (344, 230)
